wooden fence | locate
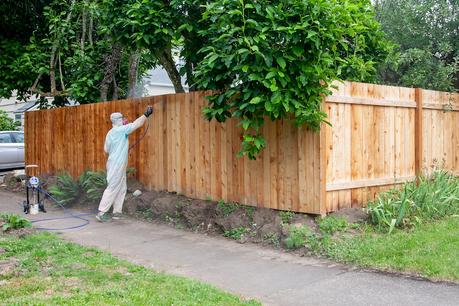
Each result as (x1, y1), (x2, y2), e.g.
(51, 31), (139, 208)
(24, 81), (459, 214)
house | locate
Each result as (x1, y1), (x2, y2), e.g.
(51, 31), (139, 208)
(0, 93), (38, 130)
(142, 67), (188, 96)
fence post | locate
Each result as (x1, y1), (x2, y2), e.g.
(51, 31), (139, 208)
(319, 121), (328, 216)
(414, 88), (423, 177)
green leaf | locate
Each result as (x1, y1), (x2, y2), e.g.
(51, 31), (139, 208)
(276, 57), (286, 69)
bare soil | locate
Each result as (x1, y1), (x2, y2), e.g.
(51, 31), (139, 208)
(2, 174), (369, 251)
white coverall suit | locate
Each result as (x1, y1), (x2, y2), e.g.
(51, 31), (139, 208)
(97, 112), (148, 215)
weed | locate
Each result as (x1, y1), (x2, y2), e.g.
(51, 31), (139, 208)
(175, 223), (185, 230)
(140, 208), (153, 221)
(165, 215), (175, 224)
(263, 233), (280, 248)
(317, 216), (349, 235)
(366, 170), (459, 233)
(284, 225), (310, 250)
(1, 213), (32, 232)
(217, 200), (239, 216)
(244, 206), (255, 221)
(223, 227), (248, 240)
(48, 172), (80, 205)
(279, 211), (295, 224)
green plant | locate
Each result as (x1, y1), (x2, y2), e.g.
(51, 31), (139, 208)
(284, 225), (310, 250)
(366, 170), (459, 233)
(263, 232), (280, 248)
(279, 211), (295, 224)
(48, 172), (80, 205)
(140, 208), (154, 221)
(317, 216), (349, 235)
(244, 206), (255, 221)
(223, 227), (248, 240)
(217, 200), (239, 216)
(374, 0), (459, 91)
(0, 110), (20, 131)
(78, 170), (107, 203)
(0, 232), (260, 304)
(1, 213), (32, 232)
(195, 0), (391, 159)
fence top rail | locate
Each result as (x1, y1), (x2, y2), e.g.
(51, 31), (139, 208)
(325, 95), (417, 108)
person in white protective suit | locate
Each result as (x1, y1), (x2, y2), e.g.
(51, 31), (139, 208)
(96, 106), (153, 222)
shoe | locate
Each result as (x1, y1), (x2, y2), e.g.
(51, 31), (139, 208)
(112, 213), (123, 220)
(96, 213), (110, 222)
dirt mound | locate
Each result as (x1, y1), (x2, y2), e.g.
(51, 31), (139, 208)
(330, 207), (368, 224)
(181, 199), (217, 228)
(127, 178), (144, 193)
(149, 195), (188, 219)
(215, 208), (252, 232)
(2, 174), (23, 193)
(123, 190), (163, 214)
(290, 214), (318, 231)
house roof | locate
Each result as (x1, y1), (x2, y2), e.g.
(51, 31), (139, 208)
(14, 102), (36, 113)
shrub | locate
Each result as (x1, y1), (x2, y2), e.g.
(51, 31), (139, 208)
(317, 216), (349, 235)
(366, 170), (459, 233)
(1, 213), (32, 231)
(79, 170), (107, 203)
(48, 172), (80, 206)
(284, 225), (310, 250)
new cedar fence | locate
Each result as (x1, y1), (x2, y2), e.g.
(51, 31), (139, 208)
(24, 81), (459, 214)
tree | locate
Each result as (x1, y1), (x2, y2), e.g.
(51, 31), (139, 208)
(0, 0), (207, 106)
(0, 111), (20, 131)
(194, 0), (390, 159)
(0, 0), (50, 101)
(374, 0), (459, 91)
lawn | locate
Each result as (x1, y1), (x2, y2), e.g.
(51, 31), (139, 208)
(323, 216), (459, 282)
(0, 232), (259, 305)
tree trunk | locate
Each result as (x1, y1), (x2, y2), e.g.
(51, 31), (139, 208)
(157, 46), (185, 93)
(112, 76), (119, 101)
(100, 43), (123, 101)
(88, 13), (93, 47)
(128, 50), (141, 98)
(80, 3), (87, 52)
(49, 0), (75, 95)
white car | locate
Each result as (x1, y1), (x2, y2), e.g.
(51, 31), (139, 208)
(0, 131), (25, 170)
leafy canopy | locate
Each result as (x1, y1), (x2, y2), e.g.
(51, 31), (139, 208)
(374, 0), (459, 91)
(195, 0), (390, 159)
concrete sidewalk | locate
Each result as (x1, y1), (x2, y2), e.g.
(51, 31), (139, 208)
(1, 190), (458, 306)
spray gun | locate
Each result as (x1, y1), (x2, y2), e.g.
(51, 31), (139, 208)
(128, 105), (153, 151)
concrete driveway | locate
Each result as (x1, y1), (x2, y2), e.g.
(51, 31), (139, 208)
(0, 190), (458, 306)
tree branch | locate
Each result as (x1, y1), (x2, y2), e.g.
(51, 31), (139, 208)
(128, 49), (141, 98)
(156, 46), (184, 93)
(58, 52), (65, 91)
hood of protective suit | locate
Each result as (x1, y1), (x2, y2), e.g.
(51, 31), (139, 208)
(110, 112), (124, 127)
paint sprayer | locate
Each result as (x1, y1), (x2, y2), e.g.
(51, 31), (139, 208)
(23, 165), (46, 215)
